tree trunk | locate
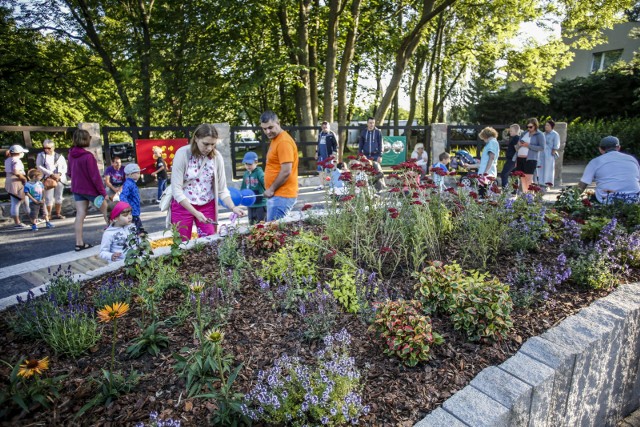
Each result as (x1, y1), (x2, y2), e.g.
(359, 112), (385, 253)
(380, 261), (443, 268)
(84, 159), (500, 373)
(336, 0), (362, 160)
(374, 0), (457, 125)
(405, 49), (427, 145)
(323, 0), (342, 122)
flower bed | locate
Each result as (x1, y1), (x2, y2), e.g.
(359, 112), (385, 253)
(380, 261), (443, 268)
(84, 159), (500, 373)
(1, 158), (640, 426)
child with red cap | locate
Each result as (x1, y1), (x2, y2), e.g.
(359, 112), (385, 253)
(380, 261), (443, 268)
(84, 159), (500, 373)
(99, 201), (136, 262)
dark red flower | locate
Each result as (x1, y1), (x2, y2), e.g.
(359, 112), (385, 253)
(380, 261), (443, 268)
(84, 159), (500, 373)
(387, 208), (398, 213)
(582, 199), (592, 207)
(380, 246), (392, 254)
(412, 200), (423, 205)
(301, 203), (313, 211)
(511, 171), (526, 177)
(490, 185), (501, 194)
(469, 191), (478, 200)
(389, 187), (401, 193)
(321, 236), (329, 241)
(256, 224), (265, 229)
(356, 181), (366, 187)
(390, 212), (399, 219)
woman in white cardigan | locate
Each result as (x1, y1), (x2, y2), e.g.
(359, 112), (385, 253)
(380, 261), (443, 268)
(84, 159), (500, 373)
(171, 124), (245, 240)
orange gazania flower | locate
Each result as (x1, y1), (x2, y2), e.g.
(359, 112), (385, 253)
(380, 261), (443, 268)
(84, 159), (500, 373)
(18, 356), (49, 378)
(97, 302), (130, 323)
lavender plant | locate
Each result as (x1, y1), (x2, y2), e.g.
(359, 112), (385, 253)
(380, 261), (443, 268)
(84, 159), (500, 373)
(7, 289), (52, 339)
(298, 283), (338, 340)
(241, 329), (369, 425)
(505, 205), (549, 252)
(92, 274), (132, 309)
(566, 218), (640, 289)
(506, 253), (572, 307)
(38, 298), (99, 358)
(135, 411), (181, 427)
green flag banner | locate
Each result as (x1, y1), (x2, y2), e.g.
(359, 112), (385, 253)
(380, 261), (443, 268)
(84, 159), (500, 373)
(381, 136), (407, 166)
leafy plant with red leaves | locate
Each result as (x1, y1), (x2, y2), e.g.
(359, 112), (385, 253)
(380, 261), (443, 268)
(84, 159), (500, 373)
(370, 300), (443, 367)
(244, 222), (287, 254)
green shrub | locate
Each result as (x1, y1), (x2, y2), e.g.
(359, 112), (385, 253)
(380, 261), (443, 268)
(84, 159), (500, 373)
(328, 254), (360, 313)
(413, 261), (466, 314)
(413, 262), (513, 342)
(446, 271), (514, 342)
(568, 250), (615, 290)
(258, 231), (320, 284)
(370, 299), (443, 367)
(565, 117), (640, 160)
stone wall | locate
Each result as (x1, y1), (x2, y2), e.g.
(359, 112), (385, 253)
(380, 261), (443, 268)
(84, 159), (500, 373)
(415, 283), (640, 427)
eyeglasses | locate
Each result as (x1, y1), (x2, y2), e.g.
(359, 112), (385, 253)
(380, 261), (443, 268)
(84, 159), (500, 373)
(527, 125), (534, 129)
(43, 147), (53, 150)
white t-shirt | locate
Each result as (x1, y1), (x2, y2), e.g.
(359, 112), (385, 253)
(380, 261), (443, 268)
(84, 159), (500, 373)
(517, 133), (530, 157)
(580, 151), (640, 203)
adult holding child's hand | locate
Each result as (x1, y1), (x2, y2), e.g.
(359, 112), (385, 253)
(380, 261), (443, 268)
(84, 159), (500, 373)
(170, 123), (245, 241)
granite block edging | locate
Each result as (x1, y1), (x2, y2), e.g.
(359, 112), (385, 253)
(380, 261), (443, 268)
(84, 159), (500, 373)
(415, 282), (640, 427)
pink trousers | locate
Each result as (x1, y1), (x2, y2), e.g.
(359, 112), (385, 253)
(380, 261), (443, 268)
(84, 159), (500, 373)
(170, 199), (217, 241)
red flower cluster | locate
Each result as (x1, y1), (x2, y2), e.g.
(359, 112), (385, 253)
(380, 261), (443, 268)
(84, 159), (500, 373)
(380, 246), (392, 254)
(469, 191), (478, 200)
(582, 199), (593, 207)
(339, 171), (352, 182)
(389, 187), (401, 193)
(490, 185), (501, 194)
(301, 203), (313, 211)
(511, 171), (526, 177)
(528, 184), (542, 193)
(339, 195), (355, 202)
(430, 167), (447, 177)
(355, 181), (367, 187)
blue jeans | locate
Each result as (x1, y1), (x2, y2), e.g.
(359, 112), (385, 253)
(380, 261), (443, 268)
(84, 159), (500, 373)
(500, 159), (516, 188)
(157, 178), (167, 200)
(267, 196), (297, 221)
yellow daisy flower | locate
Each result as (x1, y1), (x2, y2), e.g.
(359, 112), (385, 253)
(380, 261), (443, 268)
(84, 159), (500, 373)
(18, 356), (49, 378)
(97, 302), (130, 323)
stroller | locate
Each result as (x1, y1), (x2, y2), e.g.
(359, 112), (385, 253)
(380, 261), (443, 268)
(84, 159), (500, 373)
(450, 150), (478, 187)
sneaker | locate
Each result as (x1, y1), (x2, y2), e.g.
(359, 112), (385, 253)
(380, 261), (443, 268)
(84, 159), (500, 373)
(315, 186), (324, 191)
(31, 224), (38, 231)
(156, 199), (162, 203)
(14, 223), (30, 230)
(45, 222), (55, 229)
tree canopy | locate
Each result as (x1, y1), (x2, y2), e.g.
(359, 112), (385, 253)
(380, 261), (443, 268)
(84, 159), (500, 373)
(1, 0), (636, 138)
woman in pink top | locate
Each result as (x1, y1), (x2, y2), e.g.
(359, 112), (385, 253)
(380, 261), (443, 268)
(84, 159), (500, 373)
(67, 129), (108, 251)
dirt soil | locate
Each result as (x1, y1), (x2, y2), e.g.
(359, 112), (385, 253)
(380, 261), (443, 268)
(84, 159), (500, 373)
(0, 226), (624, 426)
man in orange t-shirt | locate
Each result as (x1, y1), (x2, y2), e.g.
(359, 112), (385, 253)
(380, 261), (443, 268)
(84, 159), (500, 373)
(260, 111), (299, 221)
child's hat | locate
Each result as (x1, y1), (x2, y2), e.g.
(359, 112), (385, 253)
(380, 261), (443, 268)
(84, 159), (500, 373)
(9, 145), (28, 154)
(242, 152), (259, 164)
(110, 201), (132, 221)
(124, 163), (141, 174)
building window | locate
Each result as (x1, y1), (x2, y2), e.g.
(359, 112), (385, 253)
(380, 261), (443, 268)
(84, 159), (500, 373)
(591, 49), (623, 73)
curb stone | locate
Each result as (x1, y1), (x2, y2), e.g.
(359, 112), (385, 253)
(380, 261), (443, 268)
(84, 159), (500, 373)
(416, 283), (640, 427)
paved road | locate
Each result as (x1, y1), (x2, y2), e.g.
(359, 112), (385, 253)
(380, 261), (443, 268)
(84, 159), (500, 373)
(0, 187), (327, 269)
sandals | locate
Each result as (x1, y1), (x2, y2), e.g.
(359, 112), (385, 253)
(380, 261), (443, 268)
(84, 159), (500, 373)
(74, 243), (93, 252)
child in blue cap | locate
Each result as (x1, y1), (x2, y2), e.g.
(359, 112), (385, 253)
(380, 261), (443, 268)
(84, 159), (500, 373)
(240, 151), (266, 224)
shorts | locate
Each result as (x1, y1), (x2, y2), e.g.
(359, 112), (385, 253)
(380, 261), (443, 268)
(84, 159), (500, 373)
(522, 160), (537, 175)
(73, 193), (101, 203)
(515, 157), (527, 172)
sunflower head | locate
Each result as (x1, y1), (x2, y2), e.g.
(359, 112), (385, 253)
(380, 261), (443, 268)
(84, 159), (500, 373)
(97, 301), (130, 323)
(18, 356), (49, 378)
(204, 328), (224, 343)
(190, 281), (205, 294)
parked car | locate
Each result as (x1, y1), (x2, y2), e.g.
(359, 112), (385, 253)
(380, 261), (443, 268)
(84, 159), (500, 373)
(109, 143), (135, 161)
(234, 137), (261, 151)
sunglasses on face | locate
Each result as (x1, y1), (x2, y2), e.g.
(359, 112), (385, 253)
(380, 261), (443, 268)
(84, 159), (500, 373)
(527, 125), (534, 129)
(44, 147), (53, 150)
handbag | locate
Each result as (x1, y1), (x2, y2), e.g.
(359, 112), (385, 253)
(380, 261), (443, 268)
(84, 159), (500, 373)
(159, 184), (172, 212)
(43, 176), (58, 190)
